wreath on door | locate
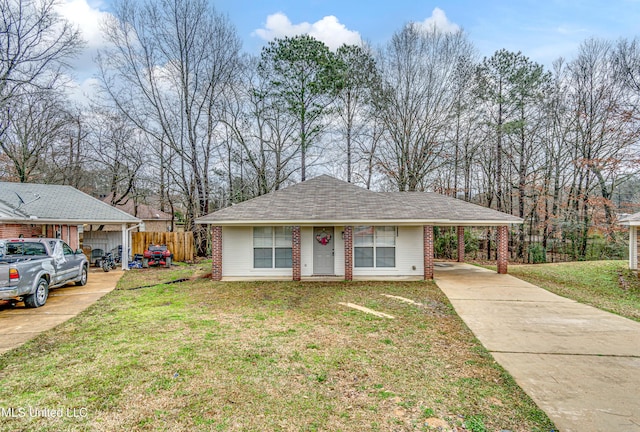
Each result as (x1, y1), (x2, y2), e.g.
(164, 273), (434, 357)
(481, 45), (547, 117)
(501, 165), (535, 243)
(315, 232), (332, 245)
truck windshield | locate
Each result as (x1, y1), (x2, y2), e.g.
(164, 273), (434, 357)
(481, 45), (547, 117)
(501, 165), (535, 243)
(5, 242), (47, 256)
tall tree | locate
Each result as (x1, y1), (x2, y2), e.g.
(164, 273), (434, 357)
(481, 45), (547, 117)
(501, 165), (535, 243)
(97, 0), (242, 253)
(334, 44), (380, 183)
(0, 90), (69, 182)
(376, 23), (475, 191)
(258, 35), (338, 181)
(0, 0), (82, 176)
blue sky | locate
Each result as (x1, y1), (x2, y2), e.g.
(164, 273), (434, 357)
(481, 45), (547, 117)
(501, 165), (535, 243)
(60, 0), (640, 98)
(213, 0), (640, 64)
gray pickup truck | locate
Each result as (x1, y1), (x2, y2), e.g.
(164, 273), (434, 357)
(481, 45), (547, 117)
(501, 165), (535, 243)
(0, 238), (89, 308)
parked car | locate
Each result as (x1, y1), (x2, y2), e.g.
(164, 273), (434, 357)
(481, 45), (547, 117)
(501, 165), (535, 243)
(142, 244), (173, 268)
(0, 238), (89, 308)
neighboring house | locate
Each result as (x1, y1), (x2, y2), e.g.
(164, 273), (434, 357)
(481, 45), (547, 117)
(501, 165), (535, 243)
(619, 213), (640, 270)
(84, 196), (173, 256)
(0, 182), (141, 269)
(99, 195), (174, 232)
(196, 175), (523, 281)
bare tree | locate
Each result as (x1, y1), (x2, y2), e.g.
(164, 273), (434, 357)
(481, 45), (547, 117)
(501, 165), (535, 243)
(0, 90), (69, 182)
(376, 24), (475, 191)
(97, 0), (242, 253)
(0, 0), (82, 141)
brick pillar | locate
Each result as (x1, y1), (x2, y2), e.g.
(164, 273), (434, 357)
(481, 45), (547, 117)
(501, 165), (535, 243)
(212, 226), (223, 281)
(457, 226), (465, 263)
(424, 225), (434, 280)
(292, 226), (301, 281)
(497, 225), (508, 274)
(344, 226), (353, 281)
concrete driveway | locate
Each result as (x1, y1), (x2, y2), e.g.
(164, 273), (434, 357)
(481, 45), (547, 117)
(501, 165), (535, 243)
(434, 262), (640, 432)
(0, 268), (123, 355)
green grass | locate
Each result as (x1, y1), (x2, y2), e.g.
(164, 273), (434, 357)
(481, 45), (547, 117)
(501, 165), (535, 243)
(507, 260), (640, 321)
(0, 264), (555, 431)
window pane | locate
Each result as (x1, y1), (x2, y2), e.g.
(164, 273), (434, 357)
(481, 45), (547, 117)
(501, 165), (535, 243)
(376, 247), (395, 267)
(354, 247), (374, 267)
(354, 226), (374, 247)
(274, 226), (292, 247)
(375, 226), (396, 246)
(254, 248), (272, 268)
(253, 227), (273, 247)
(275, 247), (292, 268)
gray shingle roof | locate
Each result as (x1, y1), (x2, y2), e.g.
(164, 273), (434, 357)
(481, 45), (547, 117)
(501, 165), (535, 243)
(196, 175), (522, 225)
(0, 182), (140, 224)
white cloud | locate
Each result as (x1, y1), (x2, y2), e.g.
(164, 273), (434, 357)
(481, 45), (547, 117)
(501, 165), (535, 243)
(57, 0), (112, 80)
(416, 7), (460, 33)
(253, 12), (362, 50)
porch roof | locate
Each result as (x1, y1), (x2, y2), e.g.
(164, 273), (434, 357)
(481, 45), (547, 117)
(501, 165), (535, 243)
(196, 175), (522, 226)
(619, 212), (640, 226)
(0, 182), (141, 225)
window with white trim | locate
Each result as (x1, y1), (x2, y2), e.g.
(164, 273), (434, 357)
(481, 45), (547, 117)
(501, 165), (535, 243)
(354, 226), (396, 268)
(253, 227), (292, 268)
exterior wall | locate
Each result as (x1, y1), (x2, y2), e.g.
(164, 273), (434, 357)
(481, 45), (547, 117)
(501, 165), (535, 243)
(221, 226), (291, 278)
(83, 231), (122, 255)
(0, 223), (79, 249)
(142, 220), (171, 232)
(300, 227), (314, 277)
(212, 226), (223, 281)
(344, 226), (353, 281)
(0, 223), (40, 239)
(301, 226), (346, 276)
(292, 226), (301, 281)
(424, 225), (434, 280)
(497, 225), (508, 274)
(629, 226), (638, 270)
(220, 225), (424, 279)
(352, 226), (424, 278)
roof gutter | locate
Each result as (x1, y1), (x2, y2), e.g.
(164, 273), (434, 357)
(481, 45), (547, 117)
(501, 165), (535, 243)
(195, 218), (523, 226)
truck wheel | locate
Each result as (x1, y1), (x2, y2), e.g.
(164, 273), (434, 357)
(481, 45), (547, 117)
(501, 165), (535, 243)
(77, 266), (88, 286)
(102, 260), (110, 272)
(142, 258), (149, 268)
(165, 257), (172, 268)
(24, 278), (49, 308)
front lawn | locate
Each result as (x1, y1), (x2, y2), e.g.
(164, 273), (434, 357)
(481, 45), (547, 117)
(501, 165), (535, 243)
(0, 265), (554, 431)
(508, 260), (640, 322)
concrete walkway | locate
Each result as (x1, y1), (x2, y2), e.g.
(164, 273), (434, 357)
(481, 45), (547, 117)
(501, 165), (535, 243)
(434, 262), (640, 432)
(0, 268), (122, 355)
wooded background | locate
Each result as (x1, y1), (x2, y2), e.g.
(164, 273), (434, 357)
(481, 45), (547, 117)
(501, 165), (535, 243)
(1, 0), (639, 261)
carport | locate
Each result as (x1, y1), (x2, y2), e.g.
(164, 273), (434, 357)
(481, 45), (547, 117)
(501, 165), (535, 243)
(0, 182), (142, 270)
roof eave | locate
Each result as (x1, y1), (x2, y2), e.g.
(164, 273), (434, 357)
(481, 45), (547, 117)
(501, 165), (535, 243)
(2, 217), (141, 225)
(195, 218), (523, 226)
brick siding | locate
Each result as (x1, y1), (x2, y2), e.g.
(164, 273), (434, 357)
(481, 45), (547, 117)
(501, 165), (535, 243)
(457, 226), (465, 263)
(344, 226), (353, 281)
(0, 224), (39, 239)
(423, 225), (434, 280)
(292, 226), (301, 281)
(211, 226), (223, 281)
(497, 225), (508, 274)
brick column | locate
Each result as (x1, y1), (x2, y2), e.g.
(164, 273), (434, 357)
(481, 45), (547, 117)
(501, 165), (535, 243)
(292, 226), (301, 281)
(424, 225), (434, 280)
(344, 226), (353, 281)
(497, 225), (508, 274)
(457, 226), (465, 263)
(212, 226), (223, 281)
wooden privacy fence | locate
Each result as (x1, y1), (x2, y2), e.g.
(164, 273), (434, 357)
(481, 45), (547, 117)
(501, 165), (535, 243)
(131, 232), (195, 262)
